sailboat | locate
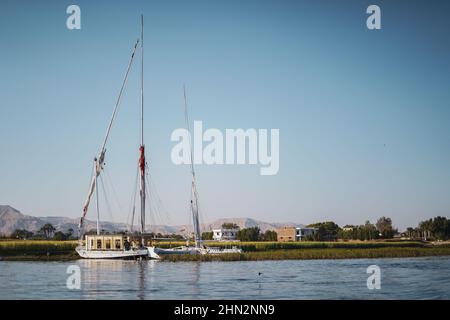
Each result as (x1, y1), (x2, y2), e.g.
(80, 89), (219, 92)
(147, 87), (242, 259)
(76, 16), (149, 259)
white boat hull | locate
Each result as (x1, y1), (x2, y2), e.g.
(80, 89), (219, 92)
(147, 246), (242, 259)
(76, 246), (149, 259)
(147, 246), (199, 259)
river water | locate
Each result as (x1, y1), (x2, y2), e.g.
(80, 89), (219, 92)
(0, 256), (449, 299)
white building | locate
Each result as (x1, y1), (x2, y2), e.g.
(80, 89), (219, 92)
(212, 228), (239, 241)
(296, 227), (318, 241)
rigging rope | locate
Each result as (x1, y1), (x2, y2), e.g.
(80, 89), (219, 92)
(183, 85), (195, 177)
(126, 164), (140, 233)
(148, 172), (172, 225)
(145, 174), (160, 227)
(99, 39), (140, 153)
(99, 173), (114, 224)
(103, 166), (124, 218)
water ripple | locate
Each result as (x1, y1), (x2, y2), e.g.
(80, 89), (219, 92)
(0, 256), (449, 299)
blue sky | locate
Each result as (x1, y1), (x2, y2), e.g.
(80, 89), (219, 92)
(1, 0), (449, 230)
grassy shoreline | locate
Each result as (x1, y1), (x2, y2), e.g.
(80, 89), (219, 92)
(1, 240), (450, 262)
(160, 247), (450, 262)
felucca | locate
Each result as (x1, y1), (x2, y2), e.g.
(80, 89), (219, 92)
(76, 16), (149, 259)
(147, 86), (242, 259)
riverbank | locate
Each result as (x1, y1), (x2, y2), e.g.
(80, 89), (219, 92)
(1, 240), (450, 261)
(0, 240), (78, 261)
(160, 247), (450, 262)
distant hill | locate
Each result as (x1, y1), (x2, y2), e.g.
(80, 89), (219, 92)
(0, 205), (44, 235)
(0, 205), (129, 237)
(0, 205), (302, 237)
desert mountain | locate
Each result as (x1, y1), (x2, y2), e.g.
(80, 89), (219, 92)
(0, 205), (302, 237)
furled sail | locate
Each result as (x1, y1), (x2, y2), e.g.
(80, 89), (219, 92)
(78, 39), (140, 238)
(183, 86), (202, 248)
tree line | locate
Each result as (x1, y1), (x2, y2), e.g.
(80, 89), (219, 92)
(9, 225), (188, 241)
(8, 215), (450, 242)
(297, 217), (397, 241)
(406, 216), (450, 241)
(11, 224), (75, 240)
(308, 216), (450, 241)
(201, 226), (277, 242)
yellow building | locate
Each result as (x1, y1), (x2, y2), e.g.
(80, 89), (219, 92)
(277, 226), (297, 242)
(276, 226), (318, 242)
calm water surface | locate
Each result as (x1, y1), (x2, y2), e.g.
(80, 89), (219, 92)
(0, 256), (449, 299)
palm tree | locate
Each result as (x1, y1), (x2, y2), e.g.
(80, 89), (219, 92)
(406, 227), (414, 239)
(67, 228), (74, 239)
(39, 223), (56, 239)
(419, 220), (432, 241)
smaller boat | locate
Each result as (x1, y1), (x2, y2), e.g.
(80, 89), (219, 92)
(147, 87), (242, 259)
(148, 245), (200, 259)
(147, 244), (242, 259)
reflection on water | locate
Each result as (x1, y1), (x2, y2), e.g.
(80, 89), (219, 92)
(79, 259), (159, 300)
(138, 261), (145, 300)
(190, 262), (200, 298)
(1, 256), (450, 299)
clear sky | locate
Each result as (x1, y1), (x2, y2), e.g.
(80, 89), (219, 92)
(1, 0), (449, 230)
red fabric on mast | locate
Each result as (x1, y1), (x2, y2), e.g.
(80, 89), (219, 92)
(139, 145), (145, 174)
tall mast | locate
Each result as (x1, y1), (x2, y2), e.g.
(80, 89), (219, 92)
(95, 172), (100, 235)
(140, 15), (144, 149)
(183, 85), (202, 248)
(139, 14), (146, 237)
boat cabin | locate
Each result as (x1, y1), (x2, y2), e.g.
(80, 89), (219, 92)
(83, 234), (155, 251)
(85, 235), (126, 251)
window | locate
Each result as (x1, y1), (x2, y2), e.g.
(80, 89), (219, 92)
(90, 239), (94, 249)
(115, 239), (121, 249)
(105, 239), (111, 249)
(97, 239), (102, 249)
